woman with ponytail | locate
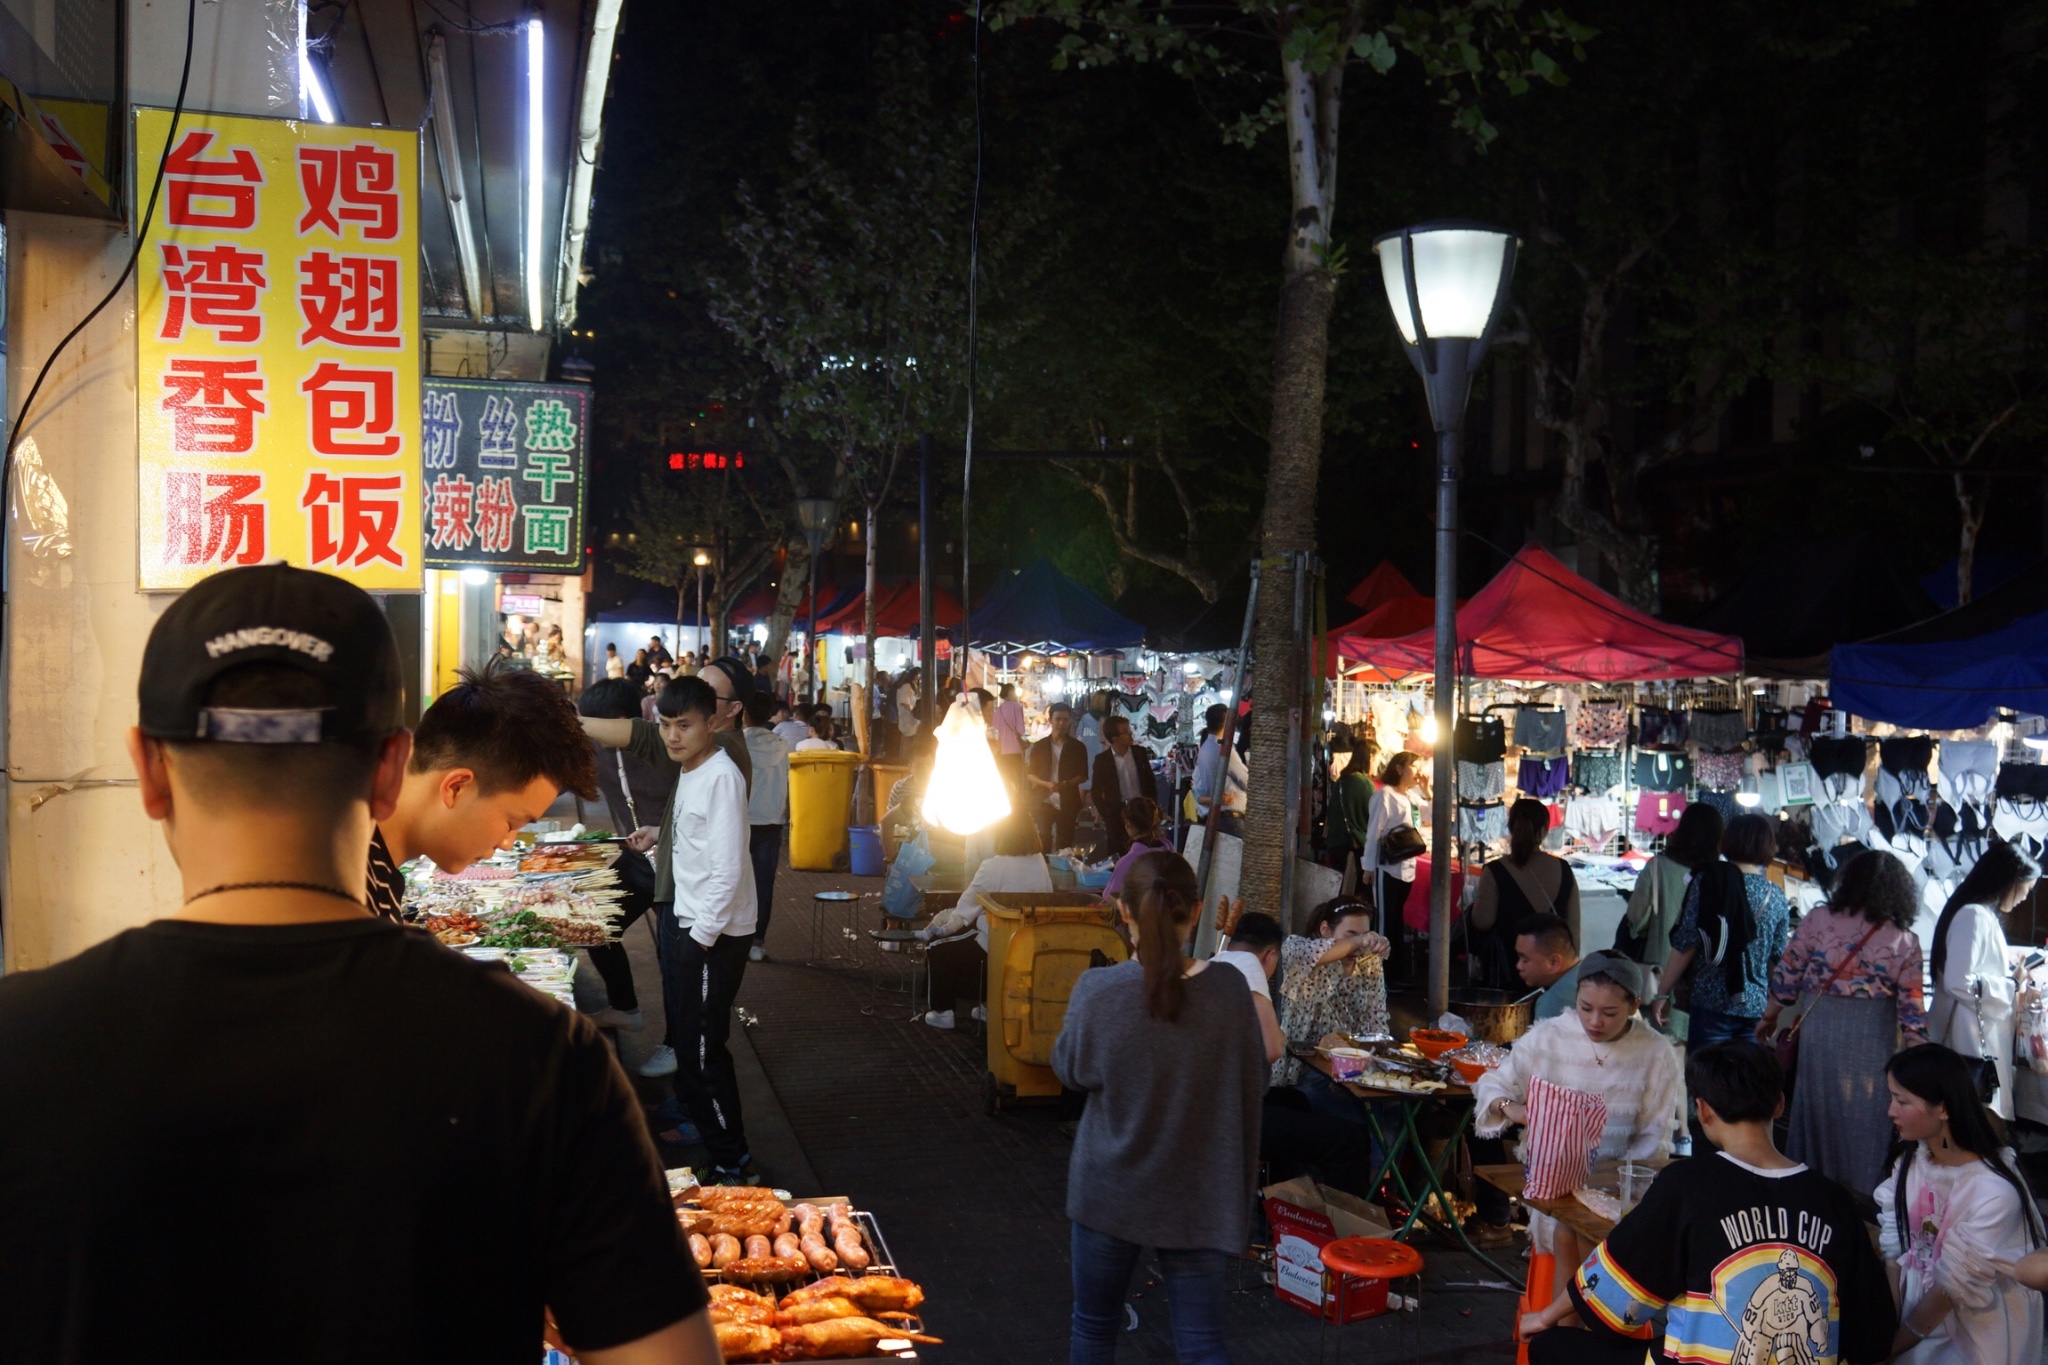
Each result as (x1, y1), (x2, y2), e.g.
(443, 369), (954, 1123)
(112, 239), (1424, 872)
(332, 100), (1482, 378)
(1054, 850), (1265, 1364)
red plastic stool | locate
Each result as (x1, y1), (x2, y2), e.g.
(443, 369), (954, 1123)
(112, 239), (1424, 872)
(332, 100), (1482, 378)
(1318, 1237), (1424, 1362)
(1515, 1253), (1557, 1365)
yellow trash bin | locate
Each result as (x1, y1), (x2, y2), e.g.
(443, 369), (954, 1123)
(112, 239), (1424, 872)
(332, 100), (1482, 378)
(981, 892), (1128, 1111)
(788, 750), (864, 871)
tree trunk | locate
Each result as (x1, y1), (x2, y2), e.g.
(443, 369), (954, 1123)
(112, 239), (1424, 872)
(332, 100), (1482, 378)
(1955, 473), (1986, 607)
(763, 538), (808, 663)
(1239, 265), (1339, 919)
(1239, 46), (1341, 920)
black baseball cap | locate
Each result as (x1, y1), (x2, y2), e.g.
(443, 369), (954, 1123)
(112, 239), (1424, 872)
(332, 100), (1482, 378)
(705, 655), (755, 703)
(138, 564), (405, 747)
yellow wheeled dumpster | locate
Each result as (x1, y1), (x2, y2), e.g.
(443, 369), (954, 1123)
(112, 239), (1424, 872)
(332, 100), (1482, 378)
(981, 892), (1129, 1112)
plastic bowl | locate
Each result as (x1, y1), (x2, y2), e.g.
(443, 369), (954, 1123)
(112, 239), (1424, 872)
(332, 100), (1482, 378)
(1409, 1028), (1469, 1060)
(1451, 1057), (1495, 1085)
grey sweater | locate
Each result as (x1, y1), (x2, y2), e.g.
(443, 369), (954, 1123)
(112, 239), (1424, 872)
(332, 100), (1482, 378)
(1052, 958), (1266, 1253)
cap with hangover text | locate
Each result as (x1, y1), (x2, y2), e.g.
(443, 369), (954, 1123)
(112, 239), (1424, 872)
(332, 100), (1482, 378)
(138, 564), (405, 746)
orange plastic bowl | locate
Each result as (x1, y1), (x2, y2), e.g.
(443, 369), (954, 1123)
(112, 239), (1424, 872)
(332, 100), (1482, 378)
(1451, 1057), (1494, 1084)
(1409, 1028), (1468, 1060)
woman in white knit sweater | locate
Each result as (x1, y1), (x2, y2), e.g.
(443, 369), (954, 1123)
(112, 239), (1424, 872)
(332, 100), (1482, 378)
(1473, 950), (1683, 1274)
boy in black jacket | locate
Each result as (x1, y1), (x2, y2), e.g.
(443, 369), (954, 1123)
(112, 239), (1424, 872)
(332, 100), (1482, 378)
(1521, 1042), (1895, 1365)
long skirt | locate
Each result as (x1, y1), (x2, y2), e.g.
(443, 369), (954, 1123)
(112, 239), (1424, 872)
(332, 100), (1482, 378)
(1785, 993), (1900, 1199)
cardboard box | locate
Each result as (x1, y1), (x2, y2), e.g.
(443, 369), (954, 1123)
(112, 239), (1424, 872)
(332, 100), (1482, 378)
(1262, 1175), (1397, 1323)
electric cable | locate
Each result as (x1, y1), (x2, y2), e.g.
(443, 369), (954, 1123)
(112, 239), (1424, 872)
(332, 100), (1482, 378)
(5, 0), (199, 483)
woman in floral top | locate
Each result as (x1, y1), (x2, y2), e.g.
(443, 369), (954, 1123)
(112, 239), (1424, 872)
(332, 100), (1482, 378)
(1761, 850), (1927, 1197)
(1652, 815), (1791, 1044)
(1272, 897), (1391, 1097)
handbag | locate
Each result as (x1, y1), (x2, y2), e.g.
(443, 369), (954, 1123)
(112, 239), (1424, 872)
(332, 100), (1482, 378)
(1770, 921), (1884, 1092)
(1378, 824), (1427, 865)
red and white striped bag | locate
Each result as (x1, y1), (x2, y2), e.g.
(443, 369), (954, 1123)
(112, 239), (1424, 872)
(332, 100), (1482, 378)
(1521, 1075), (1609, 1200)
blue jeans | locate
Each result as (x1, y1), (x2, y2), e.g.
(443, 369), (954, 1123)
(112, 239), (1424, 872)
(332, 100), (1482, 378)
(1070, 1223), (1232, 1365)
(1686, 1005), (1757, 1049)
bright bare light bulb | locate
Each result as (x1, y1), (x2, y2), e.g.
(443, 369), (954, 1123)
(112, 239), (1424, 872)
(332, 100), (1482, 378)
(922, 696), (1011, 835)
(1420, 712), (1440, 746)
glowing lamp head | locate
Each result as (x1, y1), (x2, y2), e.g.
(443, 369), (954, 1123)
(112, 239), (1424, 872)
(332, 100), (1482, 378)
(921, 695), (1012, 835)
(1420, 712), (1440, 746)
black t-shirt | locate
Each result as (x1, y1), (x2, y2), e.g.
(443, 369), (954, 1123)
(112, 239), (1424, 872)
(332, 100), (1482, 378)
(0, 916), (705, 1363)
(367, 825), (407, 923)
(1569, 1151), (1894, 1365)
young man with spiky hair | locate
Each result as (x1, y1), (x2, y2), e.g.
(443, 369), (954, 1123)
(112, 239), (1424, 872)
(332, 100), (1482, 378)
(0, 565), (715, 1363)
(365, 660), (600, 922)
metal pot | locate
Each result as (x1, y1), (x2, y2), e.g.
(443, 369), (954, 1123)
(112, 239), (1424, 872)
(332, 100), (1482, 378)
(1448, 988), (1534, 1044)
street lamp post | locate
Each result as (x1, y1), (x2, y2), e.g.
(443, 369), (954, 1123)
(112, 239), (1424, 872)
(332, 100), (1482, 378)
(795, 497), (835, 704)
(1371, 221), (1518, 1019)
(692, 549), (710, 661)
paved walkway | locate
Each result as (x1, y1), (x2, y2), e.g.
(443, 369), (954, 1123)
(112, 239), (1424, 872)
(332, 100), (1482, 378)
(585, 859), (1523, 1365)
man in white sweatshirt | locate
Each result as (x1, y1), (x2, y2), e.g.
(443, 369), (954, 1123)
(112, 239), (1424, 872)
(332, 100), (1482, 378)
(649, 674), (759, 1186)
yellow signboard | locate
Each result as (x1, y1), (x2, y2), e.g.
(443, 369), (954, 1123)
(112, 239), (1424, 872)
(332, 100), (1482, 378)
(134, 109), (421, 591)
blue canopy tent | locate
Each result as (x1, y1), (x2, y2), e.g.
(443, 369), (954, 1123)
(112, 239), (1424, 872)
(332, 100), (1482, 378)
(971, 558), (1147, 654)
(1831, 606), (2048, 730)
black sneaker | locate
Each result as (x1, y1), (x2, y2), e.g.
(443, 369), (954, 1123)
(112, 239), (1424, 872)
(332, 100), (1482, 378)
(704, 1159), (763, 1187)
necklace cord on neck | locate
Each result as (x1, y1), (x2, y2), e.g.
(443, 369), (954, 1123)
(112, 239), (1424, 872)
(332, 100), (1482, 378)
(184, 881), (365, 908)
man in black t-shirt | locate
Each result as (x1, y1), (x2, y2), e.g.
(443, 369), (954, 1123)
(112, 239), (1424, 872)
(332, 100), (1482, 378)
(1521, 1043), (1893, 1365)
(0, 566), (714, 1364)
(365, 661), (599, 922)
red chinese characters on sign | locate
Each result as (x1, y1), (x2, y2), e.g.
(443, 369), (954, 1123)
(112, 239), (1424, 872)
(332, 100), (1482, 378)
(161, 358), (266, 454)
(298, 252), (401, 348)
(303, 472), (405, 568)
(428, 473), (476, 551)
(301, 362), (400, 457)
(298, 144), (400, 240)
(473, 476), (517, 554)
(165, 130), (263, 230)
(164, 471), (266, 566)
(160, 244), (267, 343)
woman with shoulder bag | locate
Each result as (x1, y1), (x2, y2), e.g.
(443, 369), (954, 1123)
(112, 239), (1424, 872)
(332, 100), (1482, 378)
(1362, 751), (1428, 976)
(1618, 803), (1723, 970)
(1758, 849), (1929, 1197)
(1469, 799), (1582, 990)
(1928, 842), (2041, 1121)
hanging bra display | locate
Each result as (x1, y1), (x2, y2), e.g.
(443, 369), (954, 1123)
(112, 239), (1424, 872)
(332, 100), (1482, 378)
(1995, 763), (2048, 801)
(1939, 741), (1998, 804)
(1808, 736), (1870, 781)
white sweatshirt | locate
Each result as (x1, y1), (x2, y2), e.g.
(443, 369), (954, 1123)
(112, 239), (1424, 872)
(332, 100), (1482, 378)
(669, 746), (758, 946)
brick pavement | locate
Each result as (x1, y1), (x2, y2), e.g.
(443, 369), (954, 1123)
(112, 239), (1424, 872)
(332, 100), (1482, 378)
(586, 859), (1524, 1364)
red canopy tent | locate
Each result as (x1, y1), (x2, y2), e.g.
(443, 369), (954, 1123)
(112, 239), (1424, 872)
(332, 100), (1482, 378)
(815, 582), (964, 636)
(1343, 560), (1421, 612)
(1342, 545), (1743, 681)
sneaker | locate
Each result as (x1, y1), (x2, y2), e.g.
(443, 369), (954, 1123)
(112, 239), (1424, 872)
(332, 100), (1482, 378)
(924, 1009), (956, 1030)
(969, 1004), (986, 1022)
(747, 943), (767, 963)
(705, 1159), (763, 1187)
(637, 1045), (678, 1078)
(588, 1007), (644, 1031)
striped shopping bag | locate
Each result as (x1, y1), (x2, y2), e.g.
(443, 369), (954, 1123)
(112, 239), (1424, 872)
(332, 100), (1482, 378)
(1521, 1076), (1608, 1200)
